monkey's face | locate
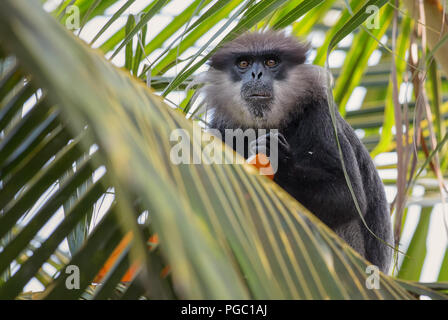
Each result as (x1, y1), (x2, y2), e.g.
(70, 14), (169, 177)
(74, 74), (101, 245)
(230, 54), (281, 118)
(204, 31), (327, 128)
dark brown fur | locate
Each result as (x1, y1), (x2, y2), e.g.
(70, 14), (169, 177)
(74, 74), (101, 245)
(203, 31), (393, 272)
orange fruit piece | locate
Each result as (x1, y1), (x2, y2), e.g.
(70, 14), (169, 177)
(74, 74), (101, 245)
(247, 153), (275, 180)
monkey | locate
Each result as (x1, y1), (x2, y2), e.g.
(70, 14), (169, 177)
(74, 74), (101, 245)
(201, 31), (393, 273)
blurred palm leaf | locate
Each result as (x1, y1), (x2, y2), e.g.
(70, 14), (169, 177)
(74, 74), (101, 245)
(0, 0), (447, 299)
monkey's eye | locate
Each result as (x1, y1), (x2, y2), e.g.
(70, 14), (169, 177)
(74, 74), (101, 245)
(265, 58), (278, 67)
(237, 60), (250, 69)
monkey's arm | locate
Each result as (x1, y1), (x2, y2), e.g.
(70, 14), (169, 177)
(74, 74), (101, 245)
(272, 133), (368, 229)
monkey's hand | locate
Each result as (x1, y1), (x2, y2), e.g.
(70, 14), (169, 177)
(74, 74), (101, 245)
(249, 132), (291, 166)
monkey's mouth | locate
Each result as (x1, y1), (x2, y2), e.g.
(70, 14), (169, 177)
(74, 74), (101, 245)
(243, 92), (273, 118)
(248, 93), (271, 99)
(241, 83), (274, 113)
(245, 90), (273, 100)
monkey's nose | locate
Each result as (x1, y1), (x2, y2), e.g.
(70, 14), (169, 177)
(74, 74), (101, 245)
(251, 71), (263, 79)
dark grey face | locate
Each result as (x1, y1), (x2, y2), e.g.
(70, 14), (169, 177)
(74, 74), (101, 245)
(230, 52), (285, 117)
(206, 32), (311, 127)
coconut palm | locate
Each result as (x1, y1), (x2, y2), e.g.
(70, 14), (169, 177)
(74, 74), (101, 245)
(0, 0), (447, 300)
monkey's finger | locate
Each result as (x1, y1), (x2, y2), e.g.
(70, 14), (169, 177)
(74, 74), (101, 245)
(255, 146), (269, 155)
(270, 132), (289, 149)
(249, 139), (259, 154)
(255, 134), (270, 146)
(276, 132), (288, 146)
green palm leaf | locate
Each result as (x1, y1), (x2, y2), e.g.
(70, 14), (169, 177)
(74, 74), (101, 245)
(0, 0), (447, 300)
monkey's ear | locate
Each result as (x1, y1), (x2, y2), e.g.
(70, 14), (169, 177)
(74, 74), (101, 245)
(301, 42), (312, 63)
(262, 31), (310, 65)
(283, 40), (310, 65)
(209, 49), (235, 70)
